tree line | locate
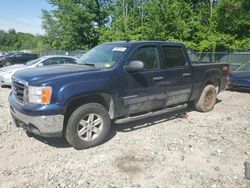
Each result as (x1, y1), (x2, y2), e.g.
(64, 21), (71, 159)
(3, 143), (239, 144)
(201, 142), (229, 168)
(42, 0), (250, 52)
(0, 29), (51, 53)
(1, 0), (249, 53)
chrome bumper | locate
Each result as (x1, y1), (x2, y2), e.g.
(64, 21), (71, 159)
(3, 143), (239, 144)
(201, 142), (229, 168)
(10, 106), (64, 137)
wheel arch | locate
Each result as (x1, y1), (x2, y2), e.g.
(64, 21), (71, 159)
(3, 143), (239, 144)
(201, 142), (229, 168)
(195, 76), (221, 104)
(63, 93), (114, 134)
(3, 59), (13, 65)
(204, 77), (221, 93)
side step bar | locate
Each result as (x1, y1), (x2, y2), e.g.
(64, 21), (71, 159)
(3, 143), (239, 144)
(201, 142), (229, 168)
(115, 103), (188, 123)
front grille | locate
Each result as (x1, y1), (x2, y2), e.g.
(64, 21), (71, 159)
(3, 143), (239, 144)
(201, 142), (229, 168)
(12, 79), (26, 103)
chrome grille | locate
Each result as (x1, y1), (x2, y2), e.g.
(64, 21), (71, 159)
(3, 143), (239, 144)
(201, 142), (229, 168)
(12, 78), (26, 103)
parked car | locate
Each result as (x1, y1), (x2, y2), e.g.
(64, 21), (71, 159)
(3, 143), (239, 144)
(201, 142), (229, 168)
(0, 52), (17, 62)
(8, 41), (229, 149)
(0, 52), (38, 67)
(228, 61), (250, 90)
(0, 55), (77, 87)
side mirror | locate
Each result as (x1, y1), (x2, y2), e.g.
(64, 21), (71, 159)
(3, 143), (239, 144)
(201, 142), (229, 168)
(37, 63), (43, 67)
(124, 60), (144, 72)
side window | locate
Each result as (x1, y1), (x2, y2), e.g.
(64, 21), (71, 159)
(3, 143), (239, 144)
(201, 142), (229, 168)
(130, 46), (159, 70)
(24, 54), (30, 58)
(162, 46), (186, 68)
(24, 54), (33, 59)
(61, 58), (75, 64)
(34, 54), (38, 58)
(43, 58), (61, 65)
(14, 54), (23, 58)
(26, 54), (33, 59)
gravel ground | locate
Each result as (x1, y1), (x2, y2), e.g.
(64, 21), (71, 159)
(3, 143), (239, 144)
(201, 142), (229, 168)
(0, 87), (249, 188)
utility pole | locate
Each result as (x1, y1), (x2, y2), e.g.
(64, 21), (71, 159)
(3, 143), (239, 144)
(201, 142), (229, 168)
(122, 0), (125, 21)
(210, 0), (213, 26)
(141, 0), (144, 23)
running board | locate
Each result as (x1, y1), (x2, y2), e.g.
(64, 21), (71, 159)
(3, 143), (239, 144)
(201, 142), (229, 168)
(115, 103), (188, 123)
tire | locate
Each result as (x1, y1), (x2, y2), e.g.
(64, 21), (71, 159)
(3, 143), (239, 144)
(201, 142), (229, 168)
(4, 61), (12, 67)
(26, 131), (33, 137)
(65, 103), (111, 150)
(194, 84), (217, 112)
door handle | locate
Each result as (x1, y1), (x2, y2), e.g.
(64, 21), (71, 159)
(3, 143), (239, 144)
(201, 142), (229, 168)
(182, 73), (191, 77)
(153, 76), (164, 81)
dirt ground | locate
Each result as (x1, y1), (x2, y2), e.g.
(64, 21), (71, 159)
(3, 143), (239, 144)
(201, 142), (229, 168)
(0, 87), (249, 188)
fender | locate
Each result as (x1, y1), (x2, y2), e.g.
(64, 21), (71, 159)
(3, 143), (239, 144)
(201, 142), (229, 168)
(198, 69), (222, 99)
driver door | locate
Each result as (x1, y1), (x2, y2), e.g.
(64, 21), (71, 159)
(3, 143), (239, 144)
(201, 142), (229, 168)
(120, 45), (167, 115)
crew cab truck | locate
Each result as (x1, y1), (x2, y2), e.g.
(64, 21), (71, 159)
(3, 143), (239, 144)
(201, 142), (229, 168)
(8, 41), (229, 149)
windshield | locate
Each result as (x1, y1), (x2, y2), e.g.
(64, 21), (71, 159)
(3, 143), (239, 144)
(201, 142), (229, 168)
(77, 44), (129, 68)
(4, 52), (16, 57)
(236, 62), (250, 72)
(25, 58), (43, 66)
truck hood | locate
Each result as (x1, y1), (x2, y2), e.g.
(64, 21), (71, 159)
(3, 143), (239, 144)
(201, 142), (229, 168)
(14, 64), (98, 84)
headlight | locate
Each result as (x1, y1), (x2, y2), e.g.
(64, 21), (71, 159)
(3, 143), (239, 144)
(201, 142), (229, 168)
(28, 86), (52, 105)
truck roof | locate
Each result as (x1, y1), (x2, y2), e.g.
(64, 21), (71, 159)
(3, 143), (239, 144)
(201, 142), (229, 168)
(104, 40), (184, 46)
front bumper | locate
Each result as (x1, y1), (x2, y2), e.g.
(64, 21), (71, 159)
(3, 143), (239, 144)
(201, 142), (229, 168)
(10, 106), (64, 137)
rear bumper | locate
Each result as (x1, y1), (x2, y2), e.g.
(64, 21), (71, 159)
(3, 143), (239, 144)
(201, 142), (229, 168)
(0, 72), (11, 86)
(10, 105), (64, 137)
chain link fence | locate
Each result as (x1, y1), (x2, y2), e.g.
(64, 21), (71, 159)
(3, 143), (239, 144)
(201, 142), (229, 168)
(40, 50), (86, 57)
(188, 52), (250, 70)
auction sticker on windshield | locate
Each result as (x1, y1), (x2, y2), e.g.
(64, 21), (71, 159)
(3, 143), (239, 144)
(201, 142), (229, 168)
(112, 47), (127, 52)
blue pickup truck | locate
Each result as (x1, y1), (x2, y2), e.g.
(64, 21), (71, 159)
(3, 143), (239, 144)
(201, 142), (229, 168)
(9, 41), (229, 149)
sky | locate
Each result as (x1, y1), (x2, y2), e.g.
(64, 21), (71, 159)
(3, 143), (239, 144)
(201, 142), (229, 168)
(0, 0), (53, 35)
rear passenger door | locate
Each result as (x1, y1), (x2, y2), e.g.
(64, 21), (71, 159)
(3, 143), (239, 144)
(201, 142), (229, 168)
(17, 54), (35, 64)
(13, 53), (26, 64)
(160, 45), (193, 106)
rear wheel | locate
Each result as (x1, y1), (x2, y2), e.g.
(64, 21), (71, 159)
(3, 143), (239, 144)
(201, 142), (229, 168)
(195, 84), (217, 112)
(65, 103), (111, 149)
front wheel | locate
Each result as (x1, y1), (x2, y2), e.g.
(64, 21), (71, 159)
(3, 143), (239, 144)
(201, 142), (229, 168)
(65, 103), (111, 149)
(194, 84), (217, 112)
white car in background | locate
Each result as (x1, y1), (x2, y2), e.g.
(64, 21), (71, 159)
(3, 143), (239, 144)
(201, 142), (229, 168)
(0, 55), (76, 87)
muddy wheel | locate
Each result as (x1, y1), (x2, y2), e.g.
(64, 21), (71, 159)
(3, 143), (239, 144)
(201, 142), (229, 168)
(195, 84), (217, 112)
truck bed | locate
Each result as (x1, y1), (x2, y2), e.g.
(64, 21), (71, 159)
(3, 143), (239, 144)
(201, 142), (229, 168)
(190, 61), (229, 101)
